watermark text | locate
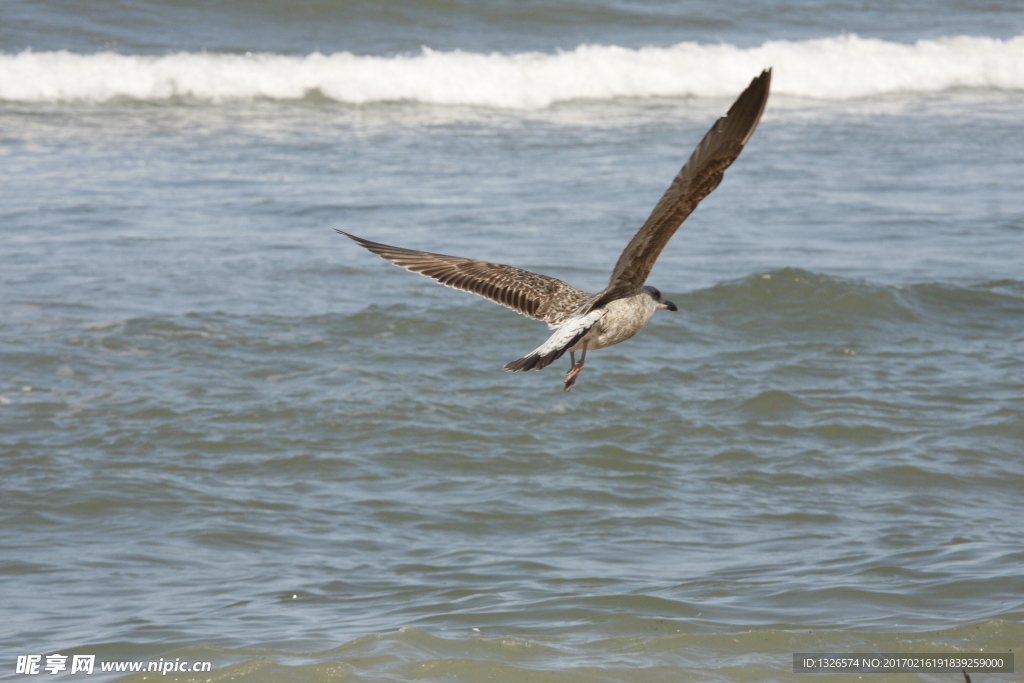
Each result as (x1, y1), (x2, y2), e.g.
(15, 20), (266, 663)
(16, 655), (212, 676)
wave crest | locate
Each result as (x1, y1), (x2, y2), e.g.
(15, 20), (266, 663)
(685, 269), (1024, 335)
(2, 34), (1023, 107)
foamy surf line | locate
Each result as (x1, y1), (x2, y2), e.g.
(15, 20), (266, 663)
(2, 35), (1023, 108)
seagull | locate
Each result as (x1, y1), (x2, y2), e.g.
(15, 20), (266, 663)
(339, 69), (771, 391)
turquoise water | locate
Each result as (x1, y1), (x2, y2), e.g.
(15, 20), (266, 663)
(2, 2), (1024, 681)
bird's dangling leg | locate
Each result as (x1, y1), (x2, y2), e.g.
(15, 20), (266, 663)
(564, 342), (588, 391)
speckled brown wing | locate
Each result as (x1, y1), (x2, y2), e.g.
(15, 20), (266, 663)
(338, 231), (591, 326)
(589, 69), (772, 311)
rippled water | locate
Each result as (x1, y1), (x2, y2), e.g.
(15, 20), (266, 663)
(3, 1), (1024, 681)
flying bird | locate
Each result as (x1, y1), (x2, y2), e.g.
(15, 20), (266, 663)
(339, 69), (771, 391)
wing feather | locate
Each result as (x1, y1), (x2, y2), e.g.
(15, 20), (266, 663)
(338, 231), (591, 326)
(589, 69), (772, 311)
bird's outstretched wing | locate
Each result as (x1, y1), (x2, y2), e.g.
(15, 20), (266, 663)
(339, 231), (591, 326)
(589, 69), (772, 311)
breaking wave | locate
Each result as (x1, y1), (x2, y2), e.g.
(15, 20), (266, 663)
(1, 34), (1023, 108)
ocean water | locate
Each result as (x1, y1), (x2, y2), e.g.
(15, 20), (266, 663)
(2, 1), (1024, 682)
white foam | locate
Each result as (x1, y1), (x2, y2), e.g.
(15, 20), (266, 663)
(1, 34), (1022, 108)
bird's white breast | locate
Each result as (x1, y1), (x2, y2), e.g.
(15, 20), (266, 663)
(577, 294), (659, 351)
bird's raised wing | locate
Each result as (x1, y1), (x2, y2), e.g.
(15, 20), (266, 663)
(339, 231), (591, 326)
(589, 69), (772, 311)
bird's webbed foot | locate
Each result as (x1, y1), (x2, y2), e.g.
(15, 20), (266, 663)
(563, 346), (587, 392)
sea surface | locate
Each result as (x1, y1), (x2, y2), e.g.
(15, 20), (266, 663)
(2, 1), (1023, 681)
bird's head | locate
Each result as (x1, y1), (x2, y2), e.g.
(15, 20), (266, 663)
(643, 285), (678, 312)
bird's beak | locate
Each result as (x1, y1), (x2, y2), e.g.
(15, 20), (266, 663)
(663, 300), (678, 312)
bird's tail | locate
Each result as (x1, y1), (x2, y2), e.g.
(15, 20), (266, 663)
(503, 310), (603, 372)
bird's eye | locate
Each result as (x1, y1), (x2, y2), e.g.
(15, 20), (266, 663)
(650, 288), (660, 299)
